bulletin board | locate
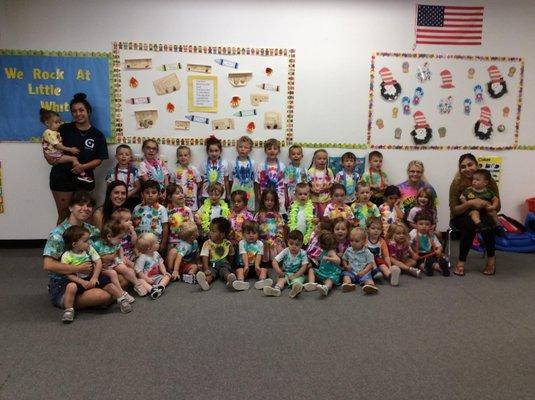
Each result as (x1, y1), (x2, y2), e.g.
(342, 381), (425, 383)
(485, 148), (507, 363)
(367, 52), (524, 150)
(112, 42), (296, 147)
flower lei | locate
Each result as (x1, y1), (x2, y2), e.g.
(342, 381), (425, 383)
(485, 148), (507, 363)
(288, 200), (315, 244)
(199, 198), (230, 233)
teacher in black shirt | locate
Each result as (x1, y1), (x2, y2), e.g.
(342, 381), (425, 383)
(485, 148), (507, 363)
(45, 93), (109, 224)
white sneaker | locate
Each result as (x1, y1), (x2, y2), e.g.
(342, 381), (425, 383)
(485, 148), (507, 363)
(118, 297), (133, 312)
(226, 273), (237, 288)
(362, 284), (378, 295)
(289, 282), (303, 298)
(182, 274), (197, 284)
(410, 267), (422, 279)
(304, 282), (317, 292)
(77, 175), (94, 183)
(124, 292), (135, 303)
(317, 284), (329, 297)
(196, 271), (210, 291)
(342, 283), (356, 292)
(263, 286), (281, 297)
(232, 280), (250, 291)
(134, 284), (147, 296)
(149, 286), (162, 300)
(390, 266), (401, 286)
(62, 308), (74, 323)
(254, 278), (273, 289)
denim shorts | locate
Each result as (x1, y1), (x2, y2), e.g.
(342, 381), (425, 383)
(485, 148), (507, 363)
(48, 275), (112, 308)
(342, 270), (372, 284)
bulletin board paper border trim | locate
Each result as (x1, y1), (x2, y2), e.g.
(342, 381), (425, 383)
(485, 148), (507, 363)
(367, 51), (525, 151)
(112, 42), (295, 148)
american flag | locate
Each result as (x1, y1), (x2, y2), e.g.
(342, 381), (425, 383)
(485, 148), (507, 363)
(416, 4), (484, 45)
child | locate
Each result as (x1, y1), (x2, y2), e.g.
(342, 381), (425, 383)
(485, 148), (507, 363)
(132, 180), (169, 252)
(305, 231), (342, 296)
(111, 207), (137, 269)
(228, 190), (254, 248)
(105, 144), (140, 205)
(264, 230), (309, 298)
(287, 182), (316, 245)
(236, 220), (267, 291)
(323, 183), (355, 222)
(361, 151), (388, 206)
(195, 182), (230, 238)
(168, 221), (200, 282)
(166, 183), (194, 257)
(230, 136), (256, 211)
(306, 218), (333, 267)
(196, 217), (237, 291)
(93, 220), (146, 296)
(255, 188), (285, 274)
(410, 212), (449, 277)
(386, 222), (421, 278)
(341, 227), (378, 294)
(284, 144), (308, 207)
(256, 138), (286, 214)
(459, 168), (501, 231)
(351, 181), (380, 228)
(378, 185), (404, 237)
(335, 151), (360, 205)
(366, 217), (400, 286)
(40, 108), (88, 182)
(407, 187), (438, 230)
(333, 217), (351, 259)
(138, 139), (169, 193)
(170, 145), (202, 211)
(200, 136), (230, 201)
(308, 149), (334, 217)
(60, 225), (132, 322)
(134, 232), (171, 299)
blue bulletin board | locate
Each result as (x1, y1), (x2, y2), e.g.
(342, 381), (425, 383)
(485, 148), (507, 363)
(0, 50), (113, 142)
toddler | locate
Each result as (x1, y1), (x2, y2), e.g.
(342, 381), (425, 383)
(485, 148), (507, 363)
(170, 145), (202, 211)
(410, 212), (449, 277)
(138, 139), (169, 193)
(351, 181), (380, 228)
(407, 187), (437, 230)
(366, 217), (400, 286)
(105, 144), (140, 205)
(228, 190), (254, 248)
(284, 144), (308, 207)
(333, 217), (351, 259)
(323, 183), (354, 221)
(287, 182), (316, 245)
(308, 149), (334, 217)
(230, 136), (256, 211)
(256, 138), (286, 214)
(264, 230), (309, 298)
(341, 227), (378, 294)
(378, 185), (404, 237)
(306, 218), (333, 267)
(305, 231), (342, 297)
(134, 232), (171, 299)
(386, 222), (421, 278)
(361, 151), (388, 206)
(111, 207), (137, 269)
(335, 151), (360, 204)
(236, 220), (268, 291)
(201, 136), (230, 200)
(195, 182), (230, 238)
(169, 221), (200, 282)
(166, 183), (194, 259)
(255, 188), (285, 274)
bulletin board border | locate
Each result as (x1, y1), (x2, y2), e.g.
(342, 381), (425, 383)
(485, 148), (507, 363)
(367, 52), (524, 151)
(112, 41), (296, 148)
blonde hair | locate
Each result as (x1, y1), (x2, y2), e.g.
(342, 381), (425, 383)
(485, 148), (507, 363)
(386, 221), (409, 242)
(237, 135), (253, 148)
(407, 160), (428, 183)
(350, 226), (367, 240)
(178, 221), (198, 240)
(136, 232), (158, 253)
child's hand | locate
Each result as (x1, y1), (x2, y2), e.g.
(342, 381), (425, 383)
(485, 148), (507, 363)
(69, 147), (80, 155)
(71, 164), (84, 174)
(76, 262), (93, 276)
(288, 273), (296, 281)
(356, 270), (366, 277)
(147, 277), (155, 285)
(277, 269), (285, 278)
(87, 278), (98, 289)
(80, 280), (91, 289)
(171, 271), (180, 281)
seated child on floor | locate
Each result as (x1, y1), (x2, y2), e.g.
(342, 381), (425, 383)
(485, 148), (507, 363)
(236, 220), (270, 291)
(386, 222), (421, 279)
(195, 182), (230, 239)
(134, 232), (171, 299)
(341, 227), (378, 295)
(409, 212), (449, 277)
(111, 207), (137, 269)
(287, 182), (315, 246)
(306, 231), (342, 297)
(366, 217), (400, 286)
(351, 181), (380, 228)
(168, 221), (200, 282)
(378, 185), (404, 237)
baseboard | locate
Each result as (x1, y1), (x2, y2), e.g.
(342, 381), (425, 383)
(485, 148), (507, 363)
(0, 239), (46, 248)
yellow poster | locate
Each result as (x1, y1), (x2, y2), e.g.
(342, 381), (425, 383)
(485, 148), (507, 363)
(187, 75), (218, 113)
(477, 156), (502, 186)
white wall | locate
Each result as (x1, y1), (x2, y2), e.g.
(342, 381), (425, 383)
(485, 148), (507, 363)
(1, 0), (535, 239)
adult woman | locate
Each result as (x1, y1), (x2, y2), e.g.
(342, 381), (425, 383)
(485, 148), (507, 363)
(92, 180), (128, 230)
(449, 153), (499, 276)
(397, 160), (437, 215)
(43, 191), (115, 312)
(45, 93), (109, 224)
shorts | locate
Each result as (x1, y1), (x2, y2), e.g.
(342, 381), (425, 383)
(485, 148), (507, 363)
(284, 272), (305, 286)
(75, 275), (111, 294)
(208, 260), (232, 281)
(177, 262), (196, 275)
(49, 167), (95, 192)
(342, 270), (373, 284)
(374, 257), (387, 267)
(48, 275), (111, 308)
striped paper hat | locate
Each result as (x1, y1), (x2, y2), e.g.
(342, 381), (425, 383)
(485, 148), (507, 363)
(440, 69), (455, 88)
(488, 65), (503, 83)
(479, 106), (491, 126)
(379, 67), (396, 85)
(413, 111), (428, 129)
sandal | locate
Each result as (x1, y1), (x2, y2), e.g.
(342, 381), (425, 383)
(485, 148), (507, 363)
(453, 263), (465, 276)
(483, 259), (496, 275)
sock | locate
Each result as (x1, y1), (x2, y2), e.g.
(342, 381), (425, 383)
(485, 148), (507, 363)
(117, 294), (126, 302)
(274, 285), (282, 290)
(64, 307), (74, 312)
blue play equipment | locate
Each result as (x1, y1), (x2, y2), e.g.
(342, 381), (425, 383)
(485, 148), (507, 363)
(477, 212), (535, 253)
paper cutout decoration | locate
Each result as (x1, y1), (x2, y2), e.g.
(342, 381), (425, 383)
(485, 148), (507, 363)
(487, 65), (507, 99)
(234, 109), (257, 117)
(129, 77), (139, 88)
(401, 96), (411, 115)
(158, 63), (181, 71)
(412, 87), (424, 105)
(438, 96), (453, 114)
(440, 69), (455, 88)
(212, 118), (235, 130)
(250, 93), (269, 106)
(230, 96), (241, 108)
(410, 111), (432, 145)
(508, 66), (516, 77)
(376, 119), (384, 129)
(416, 62), (431, 83)
(474, 85), (484, 103)
(378, 67), (401, 101)
(394, 128), (402, 139)
(503, 106), (510, 117)
(166, 102), (175, 113)
(125, 58), (152, 69)
(135, 110), (158, 129)
(214, 58), (238, 68)
(153, 73), (180, 95)
(265, 67), (273, 76)
(464, 99), (472, 115)
(185, 114), (209, 124)
(264, 112), (281, 129)
(174, 121), (190, 130)
(125, 97), (150, 105)
(438, 127), (447, 138)
(468, 68), (475, 79)
(392, 107), (398, 118)
(402, 62), (409, 73)
(497, 124), (506, 132)
(257, 83), (280, 92)
(246, 121), (255, 133)
(228, 72), (252, 87)
(187, 64), (212, 73)
(474, 106), (493, 140)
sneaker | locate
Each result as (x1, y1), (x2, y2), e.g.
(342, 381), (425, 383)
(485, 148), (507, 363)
(263, 286), (281, 297)
(124, 292), (135, 304)
(254, 278), (273, 290)
(362, 284), (378, 295)
(134, 284), (147, 297)
(149, 286), (163, 300)
(390, 266), (401, 286)
(196, 271), (210, 291)
(317, 284), (329, 297)
(304, 282), (318, 292)
(440, 262), (450, 277)
(410, 267), (422, 279)
(424, 263), (434, 277)
(232, 280), (250, 291)
(62, 308), (74, 323)
(373, 271), (384, 281)
(118, 297), (133, 312)
(182, 274), (197, 284)
(341, 283), (356, 292)
(289, 282), (303, 298)
(226, 273), (237, 288)
(76, 175), (94, 183)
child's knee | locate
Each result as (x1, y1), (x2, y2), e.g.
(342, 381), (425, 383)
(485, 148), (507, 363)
(66, 282), (78, 294)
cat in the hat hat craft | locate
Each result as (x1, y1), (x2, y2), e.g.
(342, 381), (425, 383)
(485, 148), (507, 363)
(487, 65), (507, 99)
(474, 106), (493, 140)
(440, 69), (455, 89)
(378, 67), (402, 101)
(410, 110), (432, 145)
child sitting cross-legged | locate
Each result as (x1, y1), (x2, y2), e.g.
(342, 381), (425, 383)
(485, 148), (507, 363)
(236, 220), (268, 291)
(341, 227), (378, 294)
(366, 216), (401, 286)
(386, 222), (421, 279)
(134, 232), (171, 299)
(168, 221), (200, 283)
(305, 231), (342, 297)
(264, 230), (309, 299)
